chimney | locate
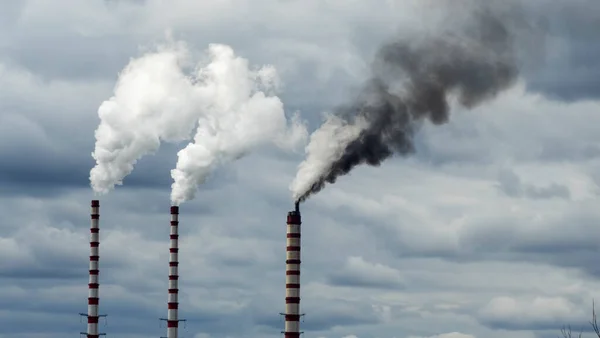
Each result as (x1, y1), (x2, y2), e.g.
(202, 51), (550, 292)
(80, 200), (106, 337)
(160, 206), (185, 338)
(282, 203), (303, 337)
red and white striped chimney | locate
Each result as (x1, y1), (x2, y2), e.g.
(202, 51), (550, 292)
(87, 199), (101, 338)
(167, 205), (180, 338)
(284, 203), (302, 338)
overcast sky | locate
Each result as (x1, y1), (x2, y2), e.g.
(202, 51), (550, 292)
(1, 0), (600, 337)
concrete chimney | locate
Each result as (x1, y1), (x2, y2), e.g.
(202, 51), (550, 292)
(167, 206), (181, 338)
(283, 202), (302, 337)
(80, 200), (106, 338)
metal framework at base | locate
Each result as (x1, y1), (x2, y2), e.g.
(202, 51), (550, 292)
(79, 313), (107, 337)
(159, 318), (187, 338)
(279, 312), (305, 337)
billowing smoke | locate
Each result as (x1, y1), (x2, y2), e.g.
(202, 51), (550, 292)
(90, 42), (307, 201)
(291, 4), (522, 203)
(90, 41), (200, 194)
(170, 45), (307, 205)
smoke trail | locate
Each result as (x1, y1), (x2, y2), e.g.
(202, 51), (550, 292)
(291, 5), (521, 202)
(170, 44), (307, 205)
(90, 41), (200, 194)
(90, 42), (306, 196)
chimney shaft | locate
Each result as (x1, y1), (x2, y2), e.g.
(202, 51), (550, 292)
(167, 206), (180, 338)
(284, 206), (302, 338)
(88, 200), (101, 338)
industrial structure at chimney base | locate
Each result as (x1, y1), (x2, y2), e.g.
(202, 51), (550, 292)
(282, 202), (304, 337)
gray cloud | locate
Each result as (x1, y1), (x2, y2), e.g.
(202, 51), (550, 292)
(476, 295), (590, 332)
(327, 256), (405, 290)
(0, 0), (25, 30)
(523, 0), (600, 101)
(496, 168), (571, 199)
(255, 300), (381, 332)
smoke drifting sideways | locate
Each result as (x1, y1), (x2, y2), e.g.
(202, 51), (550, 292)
(90, 42), (307, 203)
(290, 5), (522, 203)
(170, 45), (308, 205)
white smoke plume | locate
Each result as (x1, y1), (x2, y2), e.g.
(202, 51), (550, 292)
(170, 44), (307, 205)
(290, 113), (368, 201)
(90, 41), (307, 200)
(90, 41), (201, 194)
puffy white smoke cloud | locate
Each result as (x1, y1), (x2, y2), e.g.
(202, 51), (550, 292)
(90, 40), (307, 202)
(90, 40), (209, 193)
(170, 44), (307, 205)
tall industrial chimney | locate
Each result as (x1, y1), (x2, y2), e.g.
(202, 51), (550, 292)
(160, 206), (185, 338)
(80, 200), (106, 337)
(282, 202), (303, 337)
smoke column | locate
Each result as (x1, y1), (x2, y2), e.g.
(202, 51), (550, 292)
(170, 45), (307, 205)
(90, 41), (306, 197)
(290, 3), (522, 202)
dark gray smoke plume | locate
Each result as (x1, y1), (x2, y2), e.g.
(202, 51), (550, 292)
(291, 5), (522, 203)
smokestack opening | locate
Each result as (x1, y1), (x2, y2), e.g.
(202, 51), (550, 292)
(287, 210), (301, 224)
(170, 206), (179, 215)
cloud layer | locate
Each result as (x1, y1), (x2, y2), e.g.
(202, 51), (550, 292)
(1, 0), (600, 337)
